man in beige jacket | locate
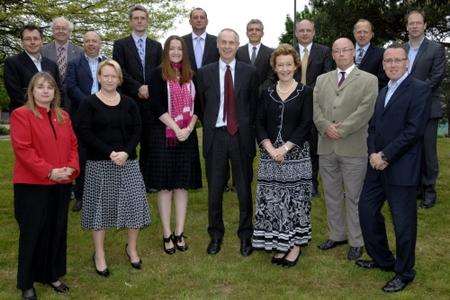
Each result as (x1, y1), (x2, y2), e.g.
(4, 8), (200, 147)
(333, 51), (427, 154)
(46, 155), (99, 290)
(313, 37), (378, 261)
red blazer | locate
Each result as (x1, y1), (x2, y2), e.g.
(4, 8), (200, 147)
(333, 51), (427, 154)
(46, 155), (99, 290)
(10, 106), (79, 185)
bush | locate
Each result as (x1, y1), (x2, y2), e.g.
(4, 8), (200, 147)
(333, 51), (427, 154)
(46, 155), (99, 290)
(0, 125), (10, 135)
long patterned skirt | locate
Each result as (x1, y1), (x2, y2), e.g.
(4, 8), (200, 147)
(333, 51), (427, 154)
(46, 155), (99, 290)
(252, 139), (312, 252)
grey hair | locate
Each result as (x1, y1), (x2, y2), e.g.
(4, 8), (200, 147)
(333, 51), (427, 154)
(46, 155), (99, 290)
(247, 19), (264, 31)
(52, 16), (74, 32)
(218, 28), (239, 43)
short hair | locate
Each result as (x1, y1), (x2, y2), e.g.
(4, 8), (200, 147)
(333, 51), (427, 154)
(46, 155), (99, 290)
(270, 43), (301, 70)
(385, 42), (408, 56)
(20, 24), (43, 39)
(405, 10), (426, 24)
(189, 7), (207, 19)
(129, 4), (149, 19)
(353, 19), (373, 32)
(161, 35), (193, 84)
(247, 19), (264, 31)
(52, 16), (74, 32)
(97, 59), (123, 85)
(218, 28), (239, 43)
(295, 19), (315, 30)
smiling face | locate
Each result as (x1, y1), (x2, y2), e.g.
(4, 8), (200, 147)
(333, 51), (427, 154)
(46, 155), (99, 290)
(52, 19), (71, 44)
(275, 54), (296, 83)
(383, 48), (408, 81)
(168, 39), (183, 64)
(33, 78), (55, 108)
(354, 21), (373, 47)
(22, 29), (43, 55)
(130, 10), (148, 34)
(247, 23), (263, 45)
(217, 30), (239, 63)
(83, 31), (101, 58)
(332, 38), (355, 70)
(98, 65), (120, 93)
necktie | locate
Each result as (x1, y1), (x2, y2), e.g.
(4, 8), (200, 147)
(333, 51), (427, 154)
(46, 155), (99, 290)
(194, 37), (203, 69)
(56, 46), (67, 80)
(355, 48), (364, 66)
(250, 46), (257, 65)
(224, 65), (238, 135)
(137, 38), (145, 79)
(338, 71), (346, 87)
(301, 48), (309, 85)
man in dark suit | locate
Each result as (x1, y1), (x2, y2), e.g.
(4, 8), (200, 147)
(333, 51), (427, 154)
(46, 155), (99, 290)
(404, 10), (447, 208)
(197, 28), (259, 257)
(113, 5), (163, 178)
(236, 19), (274, 91)
(4, 24), (61, 112)
(294, 19), (334, 197)
(353, 19), (388, 89)
(65, 30), (106, 212)
(357, 43), (430, 293)
(182, 8), (220, 73)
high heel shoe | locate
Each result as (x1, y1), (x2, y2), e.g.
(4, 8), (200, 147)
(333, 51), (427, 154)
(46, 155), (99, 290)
(281, 248), (301, 268)
(92, 253), (110, 277)
(172, 232), (189, 252)
(271, 252), (287, 265)
(125, 244), (142, 269)
(163, 234), (176, 255)
(48, 281), (69, 293)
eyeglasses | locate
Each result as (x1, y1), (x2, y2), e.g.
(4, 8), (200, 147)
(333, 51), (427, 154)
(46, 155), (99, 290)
(383, 58), (407, 65)
(22, 37), (41, 42)
(332, 48), (354, 54)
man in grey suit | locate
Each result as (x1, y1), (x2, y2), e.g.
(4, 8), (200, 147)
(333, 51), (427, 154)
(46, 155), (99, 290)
(313, 38), (378, 261)
(405, 10), (447, 208)
(41, 16), (83, 82)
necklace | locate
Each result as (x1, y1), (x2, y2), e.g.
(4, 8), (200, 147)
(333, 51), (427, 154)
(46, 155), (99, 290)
(276, 80), (296, 94)
(99, 91), (119, 103)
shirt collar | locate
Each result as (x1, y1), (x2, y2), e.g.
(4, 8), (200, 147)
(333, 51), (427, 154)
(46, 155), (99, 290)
(248, 43), (261, 51)
(388, 71), (409, 89)
(299, 43), (312, 54)
(132, 32), (147, 43)
(355, 42), (370, 53)
(408, 37), (425, 50)
(219, 58), (236, 71)
(85, 53), (101, 61)
(25, 51), (42, 63)
(192, 32), (207, 41)
(337, 64), (356, 76)
(55, 41), (68, 50)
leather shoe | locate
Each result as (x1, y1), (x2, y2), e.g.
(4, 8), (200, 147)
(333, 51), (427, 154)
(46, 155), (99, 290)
(382, 275), (411, 293)
(48, 281), (69, 293)
(347, 246), (363, 260)
(92, 253), (110, 277)
(72, 199), (82, 212)
(420, 197), (436, 209)
(355, 259), (394, 271)
(317, 239), (347, 250)
(125, 244), (142, 269)
(21, 288), (37, 300)
(207, 239), (222, 255)
(240, 239), (253, 257)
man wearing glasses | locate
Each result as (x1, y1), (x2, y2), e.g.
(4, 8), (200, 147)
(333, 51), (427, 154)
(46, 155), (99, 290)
(313, 37), (378, 261)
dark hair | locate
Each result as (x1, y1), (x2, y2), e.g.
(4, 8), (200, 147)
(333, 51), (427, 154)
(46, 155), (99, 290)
(405, 10), (426, 24)
(20, 24), (43, 39)
(189, 7), (207, 19)
(161, 36), (193, 84)
(385, 42), (407, 56)
(129, 4), (149, 19)
(270, 43), (301, 70)
(353, 19), (373, 32)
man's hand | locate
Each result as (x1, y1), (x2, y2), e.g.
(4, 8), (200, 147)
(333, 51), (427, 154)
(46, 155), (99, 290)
(138, 85), (149, 99)
(325, 122), (342, 140)
(369, 152), (389, 170)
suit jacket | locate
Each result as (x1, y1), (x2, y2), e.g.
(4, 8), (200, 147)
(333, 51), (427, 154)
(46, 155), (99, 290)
(357, 44), (388, 89)
(404, 38), (447, 118)
(367, 75), (430, 186)
(196, 61), (259, 158)
(294, 42), (334, 89)
(65, 54), (107, 116)
(313, 67), (378, 157)
(41, 41), (83, 68)
(113, 35), (163, 124)
(182, 33), (220, 73)
(236, 43), (275, 91)
(4, 51), (61, 112)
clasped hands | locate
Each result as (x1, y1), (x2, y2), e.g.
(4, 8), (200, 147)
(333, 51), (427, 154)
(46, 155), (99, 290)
(326, 122), (342, 140)
(370, 152), (389, 171)
(49, 167), (75, 182)
(110, 151), (129, 166)
(138, 85), (149, 99)
(263, 140), (288, 164)
(175, 126), (192, 142)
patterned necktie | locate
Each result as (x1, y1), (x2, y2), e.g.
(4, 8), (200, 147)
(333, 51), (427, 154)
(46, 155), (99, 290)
(355, 48), (364, 66)
(301, 48), (309, 85)
(137, 38), (145, 79)
(224, 65), (238, 135)
(250, 46), (257, 65)
(194, 37), (203, 69)
(338, 71), (346, 87)
(56, 45), (67, 80)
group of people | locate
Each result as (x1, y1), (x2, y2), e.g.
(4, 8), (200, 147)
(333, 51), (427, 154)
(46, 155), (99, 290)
(3, 4), (446, 299)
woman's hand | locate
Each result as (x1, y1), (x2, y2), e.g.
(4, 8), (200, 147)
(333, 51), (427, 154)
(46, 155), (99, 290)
(49, 168), (71, 182)
(110, 151), (129, 166)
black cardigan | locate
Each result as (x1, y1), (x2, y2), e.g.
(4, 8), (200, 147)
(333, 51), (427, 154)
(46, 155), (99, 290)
(256, 83), (313, 146)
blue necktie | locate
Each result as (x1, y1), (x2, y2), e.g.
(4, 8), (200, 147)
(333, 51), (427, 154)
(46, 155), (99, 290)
(137, 38), (145, 79)
(194, 37), (203, 69)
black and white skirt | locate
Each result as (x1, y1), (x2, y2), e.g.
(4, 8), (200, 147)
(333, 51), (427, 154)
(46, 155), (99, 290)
(252, 138), (312, 252)
(81, 160), (151, 230)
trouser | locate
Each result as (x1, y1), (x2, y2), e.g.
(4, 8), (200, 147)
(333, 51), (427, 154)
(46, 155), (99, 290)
(421, 118), (439, 194)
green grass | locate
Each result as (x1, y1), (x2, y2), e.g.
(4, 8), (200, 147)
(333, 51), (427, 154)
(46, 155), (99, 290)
(0, 137), (449, 299)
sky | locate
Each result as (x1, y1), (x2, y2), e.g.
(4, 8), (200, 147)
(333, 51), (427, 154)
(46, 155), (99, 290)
(159, 0), (308, 48)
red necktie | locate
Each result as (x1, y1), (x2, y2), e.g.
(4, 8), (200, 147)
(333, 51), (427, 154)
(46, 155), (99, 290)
(224, 65), (238, 135)
(338, 71), (346, 87)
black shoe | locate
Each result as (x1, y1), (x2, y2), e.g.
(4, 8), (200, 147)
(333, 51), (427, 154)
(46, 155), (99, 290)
(172, 232), (188, 252)
(240, 238), (253, 257)
(382, 275), (411, 293)
(125, 244), (142, 269)
(163, 234), (176, 255)
(347, 246), (363, 260)
(282, 248), (301, 268)
(420, 197), (436, 209)
(317, 239), (348, 250)
(271, 252), (287, 265)
(48, 281), (69, 293)
(92, 253), (110, 277)
(72, 199), (82, 212)
(311, 185), (319, 198)
(355, 259), (394, 271)
(420, 186), (436, 208)
(207, 238), (222, 255)
(21, 288), (37, 300)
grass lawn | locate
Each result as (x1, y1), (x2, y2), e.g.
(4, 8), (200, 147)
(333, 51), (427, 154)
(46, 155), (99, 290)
(0, 136), (449, 299)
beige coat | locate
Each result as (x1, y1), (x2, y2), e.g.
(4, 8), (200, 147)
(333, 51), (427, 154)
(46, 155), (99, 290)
(313, 67), (378, 157)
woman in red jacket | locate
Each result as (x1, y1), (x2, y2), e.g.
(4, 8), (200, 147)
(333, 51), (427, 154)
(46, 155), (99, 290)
(10, 72), (79, 300)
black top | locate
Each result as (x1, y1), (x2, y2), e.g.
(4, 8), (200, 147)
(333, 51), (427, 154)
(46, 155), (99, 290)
(77, 94), (141, 160)
(256, 83), (313, 146)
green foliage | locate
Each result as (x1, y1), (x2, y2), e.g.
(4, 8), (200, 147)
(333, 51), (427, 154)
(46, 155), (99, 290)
(0, 125), (8, 135)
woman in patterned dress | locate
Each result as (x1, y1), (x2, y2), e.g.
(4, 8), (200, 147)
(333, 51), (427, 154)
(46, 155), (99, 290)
(252, 44), (313, 267)
(78, 59), (150, 275)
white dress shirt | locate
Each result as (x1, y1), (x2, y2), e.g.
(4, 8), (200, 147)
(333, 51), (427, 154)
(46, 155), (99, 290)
(248, 43), (261, 60)
(25, 51), (42, 72)
(192, 32), (207, 53)
(299, 43), (313, 61)
(336, 64), (356, 84)
(216, 59), (236, 127)
(385, 71), (409, 107)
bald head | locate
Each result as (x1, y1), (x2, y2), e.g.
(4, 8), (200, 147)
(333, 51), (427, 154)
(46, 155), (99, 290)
(332, 38), (355, 70)
(295, 19), (315, 46)
(83, 31), (101, 58)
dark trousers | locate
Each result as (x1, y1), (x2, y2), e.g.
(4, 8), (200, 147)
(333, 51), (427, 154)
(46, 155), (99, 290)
(14, 184), (71, 290)
(421, 118), (439, 191)
(359, 170), (417, 281)
(310, 125), (319, 190)
(206, 128), (253, 240)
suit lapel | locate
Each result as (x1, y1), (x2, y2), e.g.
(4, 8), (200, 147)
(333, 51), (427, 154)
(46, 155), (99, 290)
(359, 44), (373, 67)
(307, 43), (316, 68)
(376, 86), (388, 115)
(20, 52), (39, 73)
(410, 38), (428, 73)
(234, 62), (242, 97)
(383, 75), (411, 113)
(80, 56), (93, 80)
(203, 34), (212, 65)
(337, 67), (359, 91)
(210, 63), (221, 115)
(127, 36), (143, 73)
(241, 45), (251, 63)
(254, 44), (265, 66)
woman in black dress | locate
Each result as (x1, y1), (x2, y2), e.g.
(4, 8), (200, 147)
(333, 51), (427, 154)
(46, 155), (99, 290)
(144, 35), (201, 254)
(252, 44), (313, 267)
(78, 59), (151, 275)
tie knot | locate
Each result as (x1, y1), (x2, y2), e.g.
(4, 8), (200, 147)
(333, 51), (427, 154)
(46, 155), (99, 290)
(226, 65), (231, 70)
(58, 46), (64, 52)
(252, 46), (257, 51)
(304, 48), (308, 54)
(340, 71), (346, 76)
